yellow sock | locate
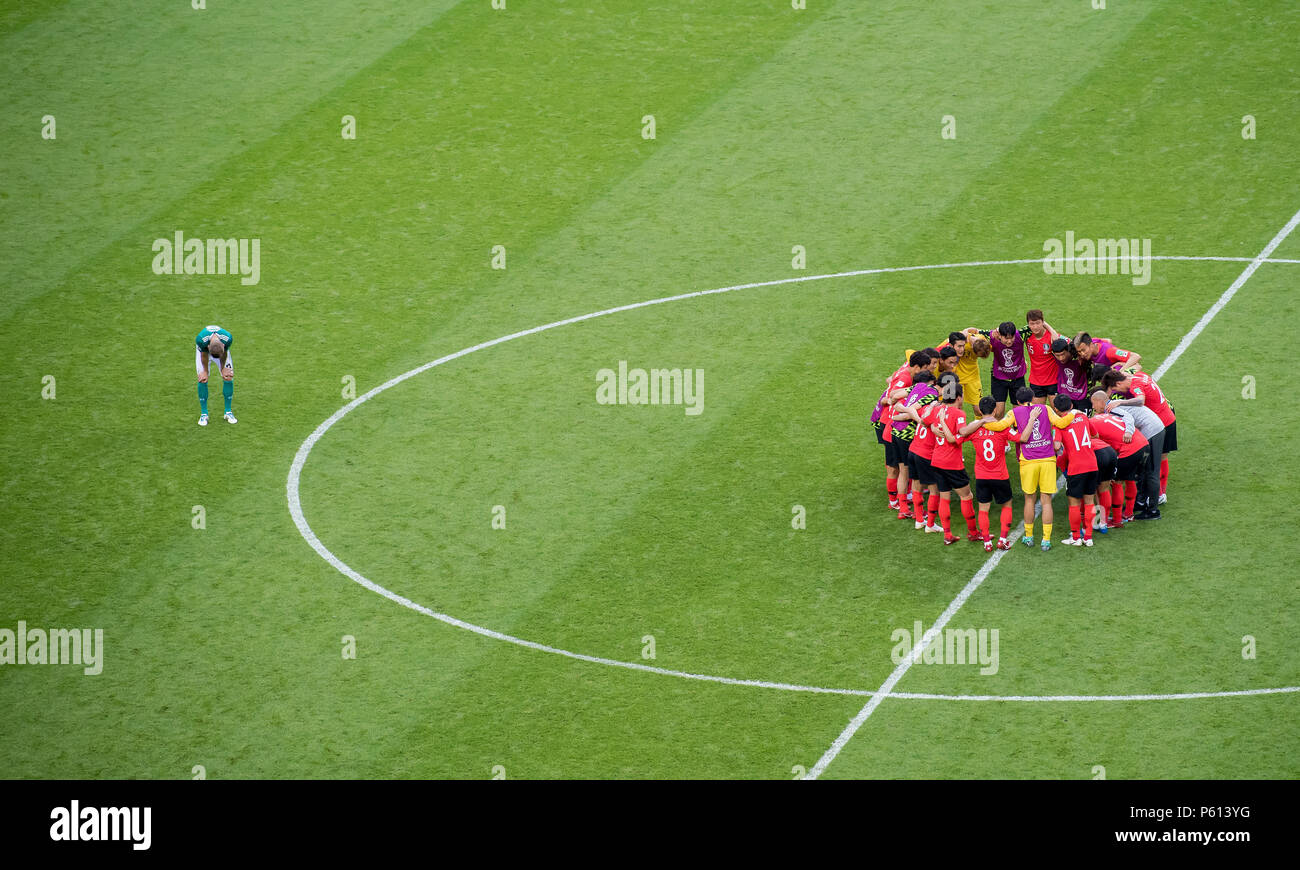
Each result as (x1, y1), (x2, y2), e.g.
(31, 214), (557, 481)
(1043, 522), (1053, 541)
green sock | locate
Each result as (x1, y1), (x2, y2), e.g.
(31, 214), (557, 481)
(222, 380), (233, 414)
(198, 381), (208, 414)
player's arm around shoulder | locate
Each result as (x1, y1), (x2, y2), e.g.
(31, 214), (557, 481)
(957, 416), (985, 437)
(981, 412), (1015, 432)
(1046, 405), (1075, 428)
(937, 415), (960, 443)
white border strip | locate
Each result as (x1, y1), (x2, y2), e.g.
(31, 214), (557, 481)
(804, 210), (1300, 779)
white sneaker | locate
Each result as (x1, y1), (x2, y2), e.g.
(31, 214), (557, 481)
(198, 413), (208, 427)
(223, 412), (238, 424)
(1158, 493), (1167, 505)
(915, 521), (925, 531)
(1083, 538), (1094, 547)
(925, 524), (943, 534)
(1064, 536), (1083, 546)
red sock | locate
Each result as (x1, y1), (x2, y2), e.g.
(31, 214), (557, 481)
(928, 494), (940, 524)
(1000, 504), (1012, 538)
(1124, 481), (1137, 517)
(978, 508), (990, 539)
(1083, 504), (1094, 540)
(887, 478), (898, 501)
(960, 498), (977, 534)
(1069, 505), (1081, 539)
(1160, 457), (1169, 495)
(939, 498), (951, 535)
(913, 489), (925, 521)
(1111, 483), (1124, 525)
(1098, 488), (1111, 518)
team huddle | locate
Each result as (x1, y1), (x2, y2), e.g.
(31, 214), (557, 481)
(870, 310), (1176, 552)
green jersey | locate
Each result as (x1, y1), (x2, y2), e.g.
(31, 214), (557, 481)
(196, 325), (232, 352)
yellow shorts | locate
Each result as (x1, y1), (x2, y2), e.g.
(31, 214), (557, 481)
(960, 377), (982, 409)
(1019, 458), (1058, 494)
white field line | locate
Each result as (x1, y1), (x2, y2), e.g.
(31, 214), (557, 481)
(804, 209), (1300, 780)
(286, 253), (1300, 714)
(893, 686), (1300, 702)
(1152, 215), (1300, 380)
(803, 491), (1045, 780)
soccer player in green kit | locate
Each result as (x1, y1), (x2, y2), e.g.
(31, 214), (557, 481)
(195, 325), (237, 426)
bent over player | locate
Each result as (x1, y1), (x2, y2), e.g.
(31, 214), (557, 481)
(196, 324), (237, 426)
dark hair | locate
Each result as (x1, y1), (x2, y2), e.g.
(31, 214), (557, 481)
(1014, 386), (1034, 405)
(998, 321), (1017, 338)
(939, 346), (959, 360)
(1050, 337), (1071, 354)
(948, 331), (965, 346)
(1052, 394), (1072, 413)
(1074, 331), (1092, 347)
(978, 396), (996, 415)
(923, 347), (941, 360)
(944, 381), (963, 403)
(937, 372), (959, 388)
(1026, 309), (1044, 322)
(909, 351), (929, 368)
(1090, 363), (1112, 382)
(913, 370), (935, 384)
(1100, 369), (1126, 390)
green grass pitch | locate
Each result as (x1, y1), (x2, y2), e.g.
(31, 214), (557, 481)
(2, 0), (1298, 779)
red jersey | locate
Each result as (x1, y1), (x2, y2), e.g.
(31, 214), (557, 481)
(1089, 418), (1109, 454)
(1127, 372), (1175, 426)
(887, 366), (913, 399)
(930, 405), (968, 471)
(1058, 416), (1099, 474)
(1024, 326), (1059, 386)
(1089, 412), (1148, 458)
(1091, 339), (1132, 368)
(881, 366), (914, 443)
(908, 402), (941, 460)
(970, 424), (1011, 481)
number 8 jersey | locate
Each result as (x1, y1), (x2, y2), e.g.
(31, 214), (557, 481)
(970, 424), (1011, 481)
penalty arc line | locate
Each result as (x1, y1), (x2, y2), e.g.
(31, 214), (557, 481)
(803, 207), (1300, 780)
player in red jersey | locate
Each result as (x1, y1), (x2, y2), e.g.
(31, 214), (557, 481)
(1023, 309), (1061, 405)
(1051, 395), (1099, 546)
(873, 350), (930, 510)
(1100, 369), (1177, 505)
(1073, 333), (1141, 372)
(1088, 413), (1120, 535)
(1086, 390), (1150, 526)
(895, 373), (953, 532)
(930, 383), (981, 545)
(888, 370), (942, 521)
(960, 396), (1016, 552)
